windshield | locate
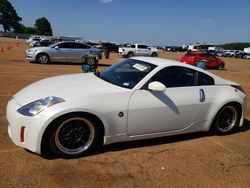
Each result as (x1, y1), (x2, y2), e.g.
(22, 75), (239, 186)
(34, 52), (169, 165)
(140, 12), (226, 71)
(97, 59), (156, 89)
(48, 43), (56, 48)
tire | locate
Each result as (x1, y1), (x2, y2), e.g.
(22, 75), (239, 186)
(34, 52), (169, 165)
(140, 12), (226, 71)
(213, 104), (240, 135)
(36, 53), (49, 64)
(127, 52), (134, 58)
(218, 64), (224, 70)
(49, 114), (101, 158)
(151, 52), (158, 57)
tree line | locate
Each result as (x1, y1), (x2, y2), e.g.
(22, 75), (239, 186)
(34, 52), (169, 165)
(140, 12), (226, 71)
(221, 43), (250, 51)
(0, 0), (53, 36)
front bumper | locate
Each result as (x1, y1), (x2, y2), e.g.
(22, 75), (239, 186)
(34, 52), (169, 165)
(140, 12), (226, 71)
(25, 51), (36, 61)
(6, 97), (51, 154)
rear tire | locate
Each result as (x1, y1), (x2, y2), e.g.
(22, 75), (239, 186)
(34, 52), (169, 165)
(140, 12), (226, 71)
(213, 104), (239, 135)
(218, 64), (224, 70)
(127, 52), (134, 58)
(48, 114), (101, 158)
(36, 53), (49, 64)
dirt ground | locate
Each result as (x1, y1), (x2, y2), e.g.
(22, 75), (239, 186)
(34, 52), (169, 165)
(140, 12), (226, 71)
(0, 37), (249, 188)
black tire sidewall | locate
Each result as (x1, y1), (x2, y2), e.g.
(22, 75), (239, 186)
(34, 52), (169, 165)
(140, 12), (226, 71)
(48, 114), (101, 158)
(37, 54), (49, 64)
(213, 105), (239, 135)
(127, 52), (133, 58)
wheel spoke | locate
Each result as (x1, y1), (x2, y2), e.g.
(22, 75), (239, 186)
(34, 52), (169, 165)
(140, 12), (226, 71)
(217, 106), (237, 133)
(55, 117), (95, 155)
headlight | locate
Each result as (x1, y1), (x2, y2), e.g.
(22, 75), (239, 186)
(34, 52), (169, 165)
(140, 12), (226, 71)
(27, 49), (37, 53)
(17, 96), (65, 116)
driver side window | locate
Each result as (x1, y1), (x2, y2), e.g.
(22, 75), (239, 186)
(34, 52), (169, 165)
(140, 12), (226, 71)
(151, 66), (197, 88)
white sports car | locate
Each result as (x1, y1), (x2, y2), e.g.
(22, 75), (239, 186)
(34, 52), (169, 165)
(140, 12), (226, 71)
(7, 57), (247, 158)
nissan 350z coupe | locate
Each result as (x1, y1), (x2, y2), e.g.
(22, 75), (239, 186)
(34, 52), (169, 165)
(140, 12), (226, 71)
(7, 57), (247, 158)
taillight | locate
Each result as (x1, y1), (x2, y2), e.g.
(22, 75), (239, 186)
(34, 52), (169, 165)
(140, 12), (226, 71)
(231, 85), (246, 94)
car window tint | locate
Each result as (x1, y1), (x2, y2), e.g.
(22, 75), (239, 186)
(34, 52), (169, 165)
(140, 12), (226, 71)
(208, 54), (216, 59)
(57, 42), (70, 48)
(198, 72), (215, 85)
(199, 53), (207, 57)
(131, 45), (135, 48)
(185, 53), (195, 57)
(100, 59), (156, 89)
(70, 43), (90, 49)
(151, 66), (197, 88)
(138, 45), (148, 49)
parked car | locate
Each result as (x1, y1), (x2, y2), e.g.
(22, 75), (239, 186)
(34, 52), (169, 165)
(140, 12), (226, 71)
(25, 41), (99, 64)
(207, 50), (224, 57)
(118, 44), (158, 57)
(31, 39), (53, 47)
(28, 38), (41, 46)
(165, 46), (184, 52)
(26, 37), (41, 44)
(7, 57), (246, 158)
(180, 52), (225, 69)
(243, 53), (250, 59)
(223, 50), (240, 57)
(102, 42), (119, 52)
(234, 51), (244, 58)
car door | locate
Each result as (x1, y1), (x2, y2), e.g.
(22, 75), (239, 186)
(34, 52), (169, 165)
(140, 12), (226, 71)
(136, 45), (149, 56)
(207, 54), (219, 68)
(50, 42), (70, 62)
(128, 66), (202, 135)
(67, 43), (90, 63)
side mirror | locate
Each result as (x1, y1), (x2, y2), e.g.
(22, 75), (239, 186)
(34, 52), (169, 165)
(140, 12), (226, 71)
(55, 46), (59, 49)
(148, 81), (166, 92)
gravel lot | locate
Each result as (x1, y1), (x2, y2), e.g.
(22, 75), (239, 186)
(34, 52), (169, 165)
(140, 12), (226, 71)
(0, 38), (249, 187)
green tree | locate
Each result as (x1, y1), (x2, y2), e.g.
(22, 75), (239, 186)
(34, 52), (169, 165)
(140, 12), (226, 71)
(222, 43), (250, 50)
(14, 23), (25, 33)
(24, 26), (37, 34)
(35, 17), (53, 36)
(0, 0), (22, 32)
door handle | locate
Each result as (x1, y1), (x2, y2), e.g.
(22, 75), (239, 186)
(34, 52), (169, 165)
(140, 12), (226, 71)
(199, 89), (205, 102)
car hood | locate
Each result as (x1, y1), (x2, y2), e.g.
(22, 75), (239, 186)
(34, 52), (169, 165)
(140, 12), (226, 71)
(14, 73), (125, 106)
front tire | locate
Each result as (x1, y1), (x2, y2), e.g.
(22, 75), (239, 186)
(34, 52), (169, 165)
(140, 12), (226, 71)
(49, 114), (101, 158)
(36, 53), (49, 64)
(213, 104), (239, 135)
(151, 52), (158, 57)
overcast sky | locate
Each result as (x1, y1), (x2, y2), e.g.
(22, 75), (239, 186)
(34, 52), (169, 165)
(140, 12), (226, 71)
(7, 0), (250, 45)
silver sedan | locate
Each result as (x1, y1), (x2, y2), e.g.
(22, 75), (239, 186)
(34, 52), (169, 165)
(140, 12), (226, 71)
(26, 41), (99, 64)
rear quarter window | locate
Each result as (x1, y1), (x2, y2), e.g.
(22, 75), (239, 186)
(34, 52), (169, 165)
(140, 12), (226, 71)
(198, 72), (215, 85)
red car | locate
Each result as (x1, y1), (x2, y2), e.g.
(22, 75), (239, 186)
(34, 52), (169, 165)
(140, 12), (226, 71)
(180, 52), (225, 69)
